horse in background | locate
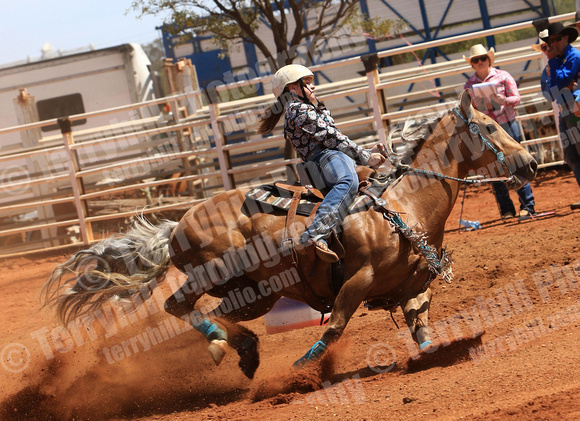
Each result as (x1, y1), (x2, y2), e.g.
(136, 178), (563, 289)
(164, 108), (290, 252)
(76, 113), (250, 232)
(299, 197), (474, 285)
(42, 90), (537, 379)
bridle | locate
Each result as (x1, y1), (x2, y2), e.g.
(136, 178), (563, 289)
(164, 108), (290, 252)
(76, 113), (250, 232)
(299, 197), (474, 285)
(451, 106), (517, 184)
(381, 106), (517, 186)
(368, 104), (519, 285)
(360, 103), (525, 291)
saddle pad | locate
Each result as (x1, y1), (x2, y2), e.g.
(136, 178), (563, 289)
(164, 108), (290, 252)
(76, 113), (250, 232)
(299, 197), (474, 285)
(245, 185), (317, 216)
(244, 172), (394, 217)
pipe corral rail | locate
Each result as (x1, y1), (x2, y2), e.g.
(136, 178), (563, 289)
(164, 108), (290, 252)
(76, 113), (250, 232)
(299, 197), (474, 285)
(0, 11), (575, 257)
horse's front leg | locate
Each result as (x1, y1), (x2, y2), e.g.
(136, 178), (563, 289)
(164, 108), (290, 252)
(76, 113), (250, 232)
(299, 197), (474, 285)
(401, 287), (433, 350)
(294, 266), (374, 367)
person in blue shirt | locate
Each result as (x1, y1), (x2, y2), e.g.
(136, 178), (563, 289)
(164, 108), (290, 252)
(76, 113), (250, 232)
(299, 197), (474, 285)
(542, 22), (580, 207)
(537, 30), (551, 101)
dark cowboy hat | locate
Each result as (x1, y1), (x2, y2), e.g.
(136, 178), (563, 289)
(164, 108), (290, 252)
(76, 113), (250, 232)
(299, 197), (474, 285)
(565, 10), (580, 27)
(541, 21), (578, 43)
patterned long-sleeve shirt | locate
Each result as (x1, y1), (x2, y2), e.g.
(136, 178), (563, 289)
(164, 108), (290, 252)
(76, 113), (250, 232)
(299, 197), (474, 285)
(284, 99), (371, 165)
(463, 67), (520, 125)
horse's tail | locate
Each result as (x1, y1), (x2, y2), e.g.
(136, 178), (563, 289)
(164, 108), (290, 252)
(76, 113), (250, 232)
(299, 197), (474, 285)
(41, 216), (178, 325)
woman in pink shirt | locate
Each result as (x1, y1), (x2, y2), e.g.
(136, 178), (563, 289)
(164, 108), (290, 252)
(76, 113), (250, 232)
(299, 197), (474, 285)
(463, 44), (536, 219)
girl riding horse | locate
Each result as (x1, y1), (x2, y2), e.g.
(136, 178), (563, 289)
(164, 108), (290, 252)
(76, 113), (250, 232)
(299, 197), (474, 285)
(42, 89), (537, 379)
(257, 64), (386, 262)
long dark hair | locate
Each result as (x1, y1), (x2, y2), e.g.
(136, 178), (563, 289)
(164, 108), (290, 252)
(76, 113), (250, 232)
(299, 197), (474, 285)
(256, 92), (287, 134)
(257, 79), (316, 134)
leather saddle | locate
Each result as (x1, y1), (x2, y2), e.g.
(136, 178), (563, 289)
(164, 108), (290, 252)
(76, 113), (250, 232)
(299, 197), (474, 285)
(244, 162), (393, 257)
(243, 162), (394, 309)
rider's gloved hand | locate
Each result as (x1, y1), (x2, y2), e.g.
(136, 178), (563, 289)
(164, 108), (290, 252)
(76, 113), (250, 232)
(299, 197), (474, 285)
(368, 153), (386, 168)
(371, 143), (387, 155)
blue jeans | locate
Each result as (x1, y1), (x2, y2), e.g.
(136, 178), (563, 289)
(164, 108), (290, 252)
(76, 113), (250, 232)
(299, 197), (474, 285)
(493, 120), (535, 215)
(561, 117), (580, 188)
(300, 149), (358, 242)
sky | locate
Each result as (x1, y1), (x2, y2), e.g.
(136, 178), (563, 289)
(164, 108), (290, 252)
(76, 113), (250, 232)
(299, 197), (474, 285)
(0, 0), (168, 66)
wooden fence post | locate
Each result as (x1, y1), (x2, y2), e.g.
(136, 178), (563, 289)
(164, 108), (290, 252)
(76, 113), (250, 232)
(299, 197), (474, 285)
(13, 88), (56, 247)
(362, 54), (388, 146)
(164, 58), (204, 197)
(58, 118), (93, 245)
(208, 102), (233, 190)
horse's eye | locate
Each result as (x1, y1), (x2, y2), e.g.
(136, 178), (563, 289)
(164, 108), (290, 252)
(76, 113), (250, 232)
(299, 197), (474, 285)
(486, 124), (497, 134)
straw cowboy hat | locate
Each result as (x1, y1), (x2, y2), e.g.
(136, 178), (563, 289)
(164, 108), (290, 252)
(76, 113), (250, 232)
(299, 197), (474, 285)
(540, 22), (578, 43)
(463, 44), (495, 66)
(531, 29), (549, 52)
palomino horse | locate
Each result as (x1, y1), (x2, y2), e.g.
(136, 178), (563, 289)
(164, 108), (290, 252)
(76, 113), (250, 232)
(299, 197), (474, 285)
(42, 90), (537, 378)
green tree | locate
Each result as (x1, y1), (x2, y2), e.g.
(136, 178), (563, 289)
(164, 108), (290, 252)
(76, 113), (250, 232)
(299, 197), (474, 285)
(131, 0), (403, 73)
(131, 0), (403, 182)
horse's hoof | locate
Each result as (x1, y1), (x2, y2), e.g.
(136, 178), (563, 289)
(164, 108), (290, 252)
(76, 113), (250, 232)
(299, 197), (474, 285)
(208, 339), (228, 365)
(415, 326), (431, 349)
(237, 335), (260, 379)
(238, 357), (259, 379)
(293, 340), (327, 368)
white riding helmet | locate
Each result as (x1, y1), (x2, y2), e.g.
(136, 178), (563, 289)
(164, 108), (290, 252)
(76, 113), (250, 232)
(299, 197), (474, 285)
(271, 64), (314, 98)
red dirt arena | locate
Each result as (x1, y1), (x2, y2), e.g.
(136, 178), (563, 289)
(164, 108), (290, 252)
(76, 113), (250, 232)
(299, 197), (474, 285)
(1, 167), (579, 421)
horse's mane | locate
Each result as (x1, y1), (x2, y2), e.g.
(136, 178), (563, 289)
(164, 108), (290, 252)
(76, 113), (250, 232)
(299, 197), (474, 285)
(390, 110), (446, 163)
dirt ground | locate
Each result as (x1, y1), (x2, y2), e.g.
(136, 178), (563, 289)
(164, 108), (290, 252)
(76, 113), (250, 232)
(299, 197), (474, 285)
(1, 167), (579, 421)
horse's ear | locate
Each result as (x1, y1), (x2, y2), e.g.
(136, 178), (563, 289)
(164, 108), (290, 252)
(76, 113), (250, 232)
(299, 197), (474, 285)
(459, 89), (473, 121)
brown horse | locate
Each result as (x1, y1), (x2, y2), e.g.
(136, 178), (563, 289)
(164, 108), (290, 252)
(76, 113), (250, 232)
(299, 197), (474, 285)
(42, 90), (537, 378)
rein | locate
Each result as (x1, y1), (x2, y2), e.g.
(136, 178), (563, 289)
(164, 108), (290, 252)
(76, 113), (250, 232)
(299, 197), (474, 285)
(366, 104), (517, 286)
(381, 106), (516, 186)
(378, 207), (454, 283)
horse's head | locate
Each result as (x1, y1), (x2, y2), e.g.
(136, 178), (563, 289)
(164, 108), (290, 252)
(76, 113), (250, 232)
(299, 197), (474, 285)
(452, 89), (537, 187)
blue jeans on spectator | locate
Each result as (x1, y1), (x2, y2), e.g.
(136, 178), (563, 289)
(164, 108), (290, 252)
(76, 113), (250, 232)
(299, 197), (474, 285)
(492, 120), (535, 216)
(299, 149), (358, 243)
(561, 117), (580, 188)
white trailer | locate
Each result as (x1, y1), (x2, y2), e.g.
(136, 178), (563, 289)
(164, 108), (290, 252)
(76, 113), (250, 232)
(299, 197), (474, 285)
(0, 43), (155, 142)
(0, 43), (164, 250)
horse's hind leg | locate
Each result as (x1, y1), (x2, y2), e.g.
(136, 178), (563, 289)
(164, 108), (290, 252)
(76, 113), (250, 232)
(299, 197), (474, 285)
(401, 287), (433, 350)
(164, 282), (229, 366)
(205, 278), (281, 379)
(216, 321), (260, 379)
(166, 274), (279, 379)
